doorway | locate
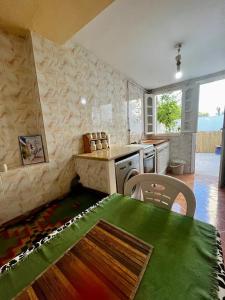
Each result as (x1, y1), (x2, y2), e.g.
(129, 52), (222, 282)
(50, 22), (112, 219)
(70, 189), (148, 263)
(196, 79), (225, 182)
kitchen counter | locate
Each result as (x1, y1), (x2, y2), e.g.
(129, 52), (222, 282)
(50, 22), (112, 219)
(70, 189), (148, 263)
(142, 139), (168, 146)
(75, 145), (144, 194)
(76, 145), (143, 161)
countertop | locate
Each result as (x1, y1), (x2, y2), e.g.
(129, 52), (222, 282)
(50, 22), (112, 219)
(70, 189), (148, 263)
(142, 139), (168, 146)
(75, 145), (144, 161)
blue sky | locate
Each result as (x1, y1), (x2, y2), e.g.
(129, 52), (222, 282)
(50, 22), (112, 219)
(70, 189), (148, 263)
(199, 79), (225, 116)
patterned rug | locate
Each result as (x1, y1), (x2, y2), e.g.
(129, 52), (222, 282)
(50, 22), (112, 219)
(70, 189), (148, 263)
(0, 188), (106, 267)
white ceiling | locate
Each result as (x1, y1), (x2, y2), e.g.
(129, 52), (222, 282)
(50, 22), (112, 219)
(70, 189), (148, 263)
(66, 0), (225, 89)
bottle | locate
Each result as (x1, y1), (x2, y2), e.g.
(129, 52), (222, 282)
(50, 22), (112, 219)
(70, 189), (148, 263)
(90, 141), (96, 152)
(87, 133), (92, 140)
(92, 132), (97, 139)
(96, 140), (102, 150)
(102, 140), (108, 149)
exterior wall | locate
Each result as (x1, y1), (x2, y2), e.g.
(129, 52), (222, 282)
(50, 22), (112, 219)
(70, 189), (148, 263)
(198, 115), (224, 132)
(0, 31), (144, 225)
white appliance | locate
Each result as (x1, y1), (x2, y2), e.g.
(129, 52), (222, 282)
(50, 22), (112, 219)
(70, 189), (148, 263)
(130, 143), (156, 173)
(141, 144), (155, 173)
(115, 153), (140, 194)
(155, 142), (170, 174)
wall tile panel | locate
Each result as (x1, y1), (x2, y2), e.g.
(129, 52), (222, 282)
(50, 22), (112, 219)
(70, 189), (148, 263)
(0, 31), (144, 224)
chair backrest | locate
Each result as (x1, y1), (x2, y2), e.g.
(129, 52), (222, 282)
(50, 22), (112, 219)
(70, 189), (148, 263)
(124, 173), (196, 217)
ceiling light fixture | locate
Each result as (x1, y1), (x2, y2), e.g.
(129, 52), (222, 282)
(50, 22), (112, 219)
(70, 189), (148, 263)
(175, 43), (183, 79)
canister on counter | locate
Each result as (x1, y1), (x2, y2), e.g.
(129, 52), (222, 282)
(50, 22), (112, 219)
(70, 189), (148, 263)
(96, 140), (102, 150)
(101, 132), (106, 139)
(87, 133), (92, 140)
(102, 140), (108, 149)
(90, 141), (96, 152)
(92, 132), (97, 139)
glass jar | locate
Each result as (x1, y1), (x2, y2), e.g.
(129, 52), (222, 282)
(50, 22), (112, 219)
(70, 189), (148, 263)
(92, 132), (97, 139)
(90, 141), (96, 152)
(96, 140), (102, 150)
(101, 132), (106, 139)
(87, 133), (92, 140)
(102, 140), (108, 149)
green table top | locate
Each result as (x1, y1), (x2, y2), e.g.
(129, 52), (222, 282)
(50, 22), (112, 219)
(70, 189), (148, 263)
(0, 194), (219, 300)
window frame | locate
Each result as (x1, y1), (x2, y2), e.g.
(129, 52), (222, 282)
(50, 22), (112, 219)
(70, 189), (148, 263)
(144, 94), (156, 134)
(148, 89), (183, 136)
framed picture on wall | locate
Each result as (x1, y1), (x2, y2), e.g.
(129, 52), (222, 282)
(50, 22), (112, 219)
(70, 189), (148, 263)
(18, 135), (46, 166)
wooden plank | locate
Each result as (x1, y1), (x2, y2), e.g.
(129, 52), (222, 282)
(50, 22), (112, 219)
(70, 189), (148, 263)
(87, 225), (146, 269)
(72, 237), (135, 298)
(16, 220), (153, 300)
(56, 251), (121, 300)
(98, 220), (151, 254)
(16, 287), (38, 300)
(32, 265), (81, 300)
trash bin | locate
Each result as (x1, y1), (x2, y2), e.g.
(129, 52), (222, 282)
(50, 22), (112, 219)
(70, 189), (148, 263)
(215, 145), (222, 155)
(170, 160), (186, 175)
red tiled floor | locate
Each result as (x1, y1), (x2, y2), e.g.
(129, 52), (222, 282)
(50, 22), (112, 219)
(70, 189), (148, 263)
(172, 173), (225, 260)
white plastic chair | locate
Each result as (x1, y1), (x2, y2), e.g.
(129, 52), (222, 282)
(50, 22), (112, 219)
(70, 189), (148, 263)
(124, 174), (196, 217)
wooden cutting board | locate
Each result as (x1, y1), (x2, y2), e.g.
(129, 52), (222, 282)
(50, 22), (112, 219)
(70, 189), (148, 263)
(16, 220), (153, 300)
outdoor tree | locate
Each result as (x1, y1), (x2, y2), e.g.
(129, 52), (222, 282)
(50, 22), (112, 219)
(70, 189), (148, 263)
(157, 94), (181, 132)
